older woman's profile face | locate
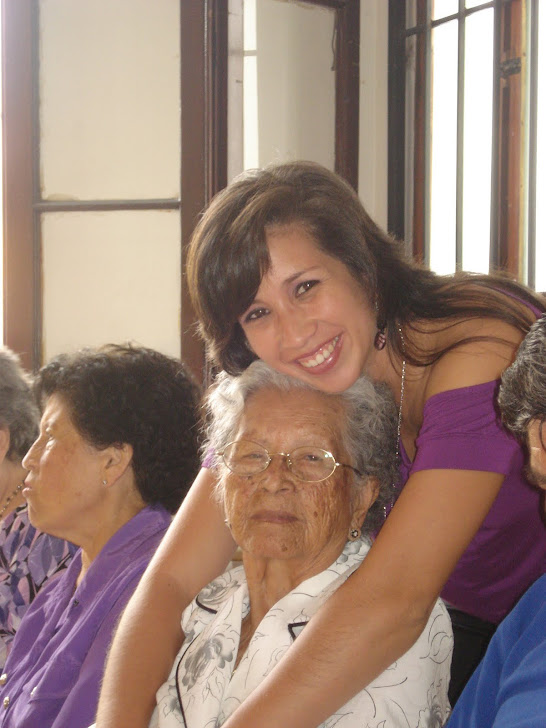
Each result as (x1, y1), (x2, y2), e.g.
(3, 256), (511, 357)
(223, 387), (365, 569)
(22, 393), (107, 542)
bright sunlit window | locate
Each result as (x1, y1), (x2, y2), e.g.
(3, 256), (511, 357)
(403, 0), (545, 291)
(430, 6), (495, 275)
(429, 17), (458, 275)
(460, 10), (494, 275)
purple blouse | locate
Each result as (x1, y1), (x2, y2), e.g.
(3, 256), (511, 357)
(0, 505), (77, 669)
(0, 505), (171, 728)
(400, 380), (546, 624)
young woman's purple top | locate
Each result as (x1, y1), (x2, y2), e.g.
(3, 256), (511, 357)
(399, 379), (546, 624)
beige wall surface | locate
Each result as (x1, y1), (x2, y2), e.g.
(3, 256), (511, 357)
(41, 210), (181, 361)
(256, 0), (336, 170)
(40, 0), (181, 201)
(39, 0), (182, 361)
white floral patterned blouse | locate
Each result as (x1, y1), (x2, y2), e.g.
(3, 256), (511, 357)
(150, 539), (453, 728)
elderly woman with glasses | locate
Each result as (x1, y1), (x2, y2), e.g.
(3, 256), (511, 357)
(150, 361), (452, 728)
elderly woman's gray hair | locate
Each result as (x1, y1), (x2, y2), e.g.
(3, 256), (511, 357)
(0, 347), (40, 462)
(203, 360), (399, 534)
(499, 313), (546, 439)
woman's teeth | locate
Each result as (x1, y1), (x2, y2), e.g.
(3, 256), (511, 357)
(300, 336), (339, 368)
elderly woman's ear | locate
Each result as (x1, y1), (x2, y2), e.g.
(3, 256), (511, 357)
(350, 476), (379, 532)
(101, 443), (134, 488)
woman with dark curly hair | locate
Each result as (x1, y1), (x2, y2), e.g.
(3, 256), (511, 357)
(0, 347), (77, 669)
(0, 344), (201, 728)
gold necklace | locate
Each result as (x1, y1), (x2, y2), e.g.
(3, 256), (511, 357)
(0, 482), (24, 518)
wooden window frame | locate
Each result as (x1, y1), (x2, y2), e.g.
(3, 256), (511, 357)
(389, 0), (533, 282)
(2, 0), (35, 371)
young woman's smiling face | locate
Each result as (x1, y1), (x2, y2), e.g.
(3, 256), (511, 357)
(238, 224), (378, 394)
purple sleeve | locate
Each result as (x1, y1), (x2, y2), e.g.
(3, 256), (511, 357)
(406, 379), (545, 624)
(410, 380), (519, 476)
(0, 508), (76, 668)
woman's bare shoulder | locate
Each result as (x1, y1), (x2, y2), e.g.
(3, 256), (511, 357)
(423, 317), (525, 398)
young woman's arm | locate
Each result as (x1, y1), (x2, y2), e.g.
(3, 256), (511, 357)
(95, 335), (517, 728)
(95, 468), (236, 728)
(221, 467), (504, 727)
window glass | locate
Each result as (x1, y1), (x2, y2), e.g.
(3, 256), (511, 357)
(399, 1), (543, 289)
(465, 0), (489, 9)
(429, 20), (458, 274)
(462, 8), (494, 273)
(432, 1), (458, 21)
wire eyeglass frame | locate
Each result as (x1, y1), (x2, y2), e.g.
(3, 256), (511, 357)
(218, 439), (363, 483)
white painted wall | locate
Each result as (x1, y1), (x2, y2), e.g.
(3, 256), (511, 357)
(40, 0), (180, 202)
(256, 0), (336, 170)
(39, 0), (181, 361)
(41, 210), (181, 358)
(228, 0), (389, 228)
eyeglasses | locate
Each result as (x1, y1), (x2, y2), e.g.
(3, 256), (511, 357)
(218, 439), (363, 483)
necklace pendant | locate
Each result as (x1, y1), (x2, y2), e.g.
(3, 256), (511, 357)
(0, 482), (24, 518)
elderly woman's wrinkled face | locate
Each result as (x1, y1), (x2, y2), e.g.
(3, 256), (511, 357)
(222, 387), (370, 570)
(22, 394), (108, 542)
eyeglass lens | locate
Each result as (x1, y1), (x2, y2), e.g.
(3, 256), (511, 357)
(221, 440), (337, 482)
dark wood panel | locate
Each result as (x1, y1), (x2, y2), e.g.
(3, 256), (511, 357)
(2, 0), (36, 370)
(180, 1), (207, 384)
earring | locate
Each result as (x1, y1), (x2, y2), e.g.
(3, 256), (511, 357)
(348, 527), (360, 541)
(374, 327), (387, 351)
(102, 479), (107, 486)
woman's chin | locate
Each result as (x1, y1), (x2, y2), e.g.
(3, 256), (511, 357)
(25, 506), (42, 531)
(240, 537), (302, 563)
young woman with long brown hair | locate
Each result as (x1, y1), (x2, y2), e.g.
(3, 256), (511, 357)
(96, 161), (545, 728)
